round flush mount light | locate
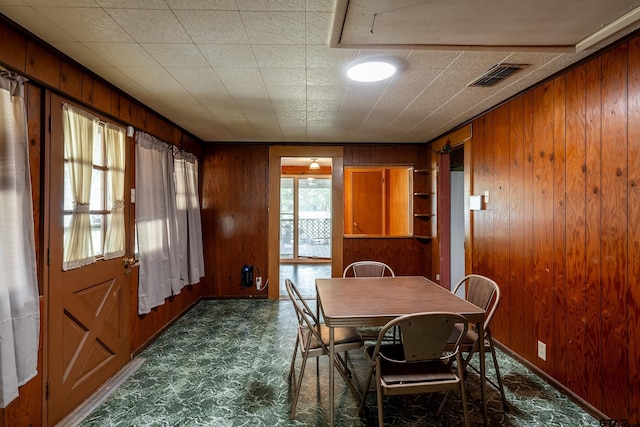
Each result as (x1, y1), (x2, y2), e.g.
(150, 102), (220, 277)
(347, 60), (397, 83)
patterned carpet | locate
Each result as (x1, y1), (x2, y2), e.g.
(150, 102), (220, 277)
(76, 299), (600, 427)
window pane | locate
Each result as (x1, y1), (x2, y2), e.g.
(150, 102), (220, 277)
(90, 169), (105, 210)
(63, 162), (73, 211)
(280, 177), (294, 259)
(93, 126), (104, 167)
(91, 214), (104, 256)
(298, 178), (331, 259)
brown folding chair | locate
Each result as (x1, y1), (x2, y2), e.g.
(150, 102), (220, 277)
(445, 274), (508, 411)
(359, 312), (470, 427)
(342, 261), (395, 278)
(285, 278), (364, 419)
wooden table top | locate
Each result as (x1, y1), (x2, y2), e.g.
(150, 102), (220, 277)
(316, 276), (485, 327)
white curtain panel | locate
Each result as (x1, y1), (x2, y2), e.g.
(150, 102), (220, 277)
(62, 103), (99, 270)
(184, 155), (205, 283)
(135, 132), (180, 315)
(103, 123), (126, 259)
(0, 70), (40, 408)
(174, 152), (205, 285)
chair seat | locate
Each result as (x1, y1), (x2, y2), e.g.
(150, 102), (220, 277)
(366, 344), (458, 384)
(301, 324), (362, 350)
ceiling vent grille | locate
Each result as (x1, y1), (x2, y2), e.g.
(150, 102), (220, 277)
(469, 63), (529, 87)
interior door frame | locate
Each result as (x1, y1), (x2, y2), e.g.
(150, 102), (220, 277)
(268, 146), (343, 300)
(46, 93), (132, 425)
(431, 125), (473, 287)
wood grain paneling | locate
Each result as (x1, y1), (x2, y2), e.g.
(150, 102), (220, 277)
(508, 96), (526, 356)
(92, 79), (112, 114)
(531, 83), (554, 372)
(201, 144), (269, 297)
(552, 75), (567, 383)
(81, 74), (93, 105)
(60, 62), (82, 101)
(470, 37), (640, 423)
(600, 44), (629, 419)
(627, 36), (640, 425)
(25, 41), (60, 89)
(564, 64), (588, 399)
(0, 20), (26, 71)
(492, 104), (510, 342)
(584, 56), (604, 409)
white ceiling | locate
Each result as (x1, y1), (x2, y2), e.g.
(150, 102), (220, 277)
(1, 0), (639, 143)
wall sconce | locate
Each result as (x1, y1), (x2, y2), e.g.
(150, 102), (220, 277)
(309, 159), (320, 170)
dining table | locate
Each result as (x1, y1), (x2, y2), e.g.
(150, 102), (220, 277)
(316, 275), (488, 426)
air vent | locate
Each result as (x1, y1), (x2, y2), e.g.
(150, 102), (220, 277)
(469, 63), (529, 87)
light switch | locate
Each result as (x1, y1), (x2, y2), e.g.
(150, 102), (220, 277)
(470, 195), (482, 210)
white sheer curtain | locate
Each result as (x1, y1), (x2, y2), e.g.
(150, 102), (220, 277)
(62, 103), (99, 270)
(0, 70), (40, 408)
(174, 151), (205, 285)
(103, 123), (126, 259)
(135, 132), (180, 315)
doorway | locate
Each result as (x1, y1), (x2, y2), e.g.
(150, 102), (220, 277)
(450, 146), (465, 295)
(267, 146), (344, 300)
(279, 158), (332, 298)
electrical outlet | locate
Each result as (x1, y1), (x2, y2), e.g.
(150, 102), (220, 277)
(256, 276), (262, 289)
(537, 341), (547, 361)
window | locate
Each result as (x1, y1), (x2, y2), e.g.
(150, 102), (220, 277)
(344, 166), (413, 237)
(63, 125), (108, 256)
(62, 104), (126, 270)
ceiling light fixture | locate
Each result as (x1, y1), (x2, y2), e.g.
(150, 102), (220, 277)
(309, 159), (320, 170)
(347, 60), (396, 82)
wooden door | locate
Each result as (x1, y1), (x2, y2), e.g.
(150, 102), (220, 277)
(47, 94), (130, 425)
(351, 170), (384, 234)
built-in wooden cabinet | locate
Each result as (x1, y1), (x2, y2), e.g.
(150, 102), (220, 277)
(412, 168), (435, 240)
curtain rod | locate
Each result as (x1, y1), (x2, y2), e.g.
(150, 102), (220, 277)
(0, 68), (29, 83)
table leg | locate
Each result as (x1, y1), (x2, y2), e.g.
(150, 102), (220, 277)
(329, 326), (335, 425)
(478, 321), (487, 426)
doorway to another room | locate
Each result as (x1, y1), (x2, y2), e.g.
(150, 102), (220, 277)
(279, 158), (332, 299)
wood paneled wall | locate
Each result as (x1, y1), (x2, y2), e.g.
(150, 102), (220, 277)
(200, 143), (434, 297)
(343, 144), (434, 277)
(200, 144), (270, 297)
(0, 17), (205, 426)
(470, 38), (640, 424)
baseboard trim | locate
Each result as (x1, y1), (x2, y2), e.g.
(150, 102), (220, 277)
(55, 357), (146, 427)
(494, 340), (608, 422)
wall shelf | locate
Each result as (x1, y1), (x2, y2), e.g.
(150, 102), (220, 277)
(413, 235), (433, 241)
(413, 168), (434, 174)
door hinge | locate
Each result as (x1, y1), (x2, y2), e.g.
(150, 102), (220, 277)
(48, 115), (52, 133)
(46, 381), (49, 400)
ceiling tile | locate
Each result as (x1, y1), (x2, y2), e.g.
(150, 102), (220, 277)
(261, 67), (306, 86)
(175, 10), (248, 44)
(25, 0), (97, 5)
(86, 42), (157, 66)
(142, 43), (209, 68)
(241, 11), (305, 44)
(266, 84), (306, 100)
(95, 0), (168, 8)
(305, 12), (332, 45)
(107, 9), (191, 43)
(36, 6), (133, 42)
(0, 5), (75, 42)
(236, 0), (305, 12)
(253, 44), (306, 68)
(306, 44), (358, 68)
(165, 0), (236, 9)
(199, 44), (257, 68)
